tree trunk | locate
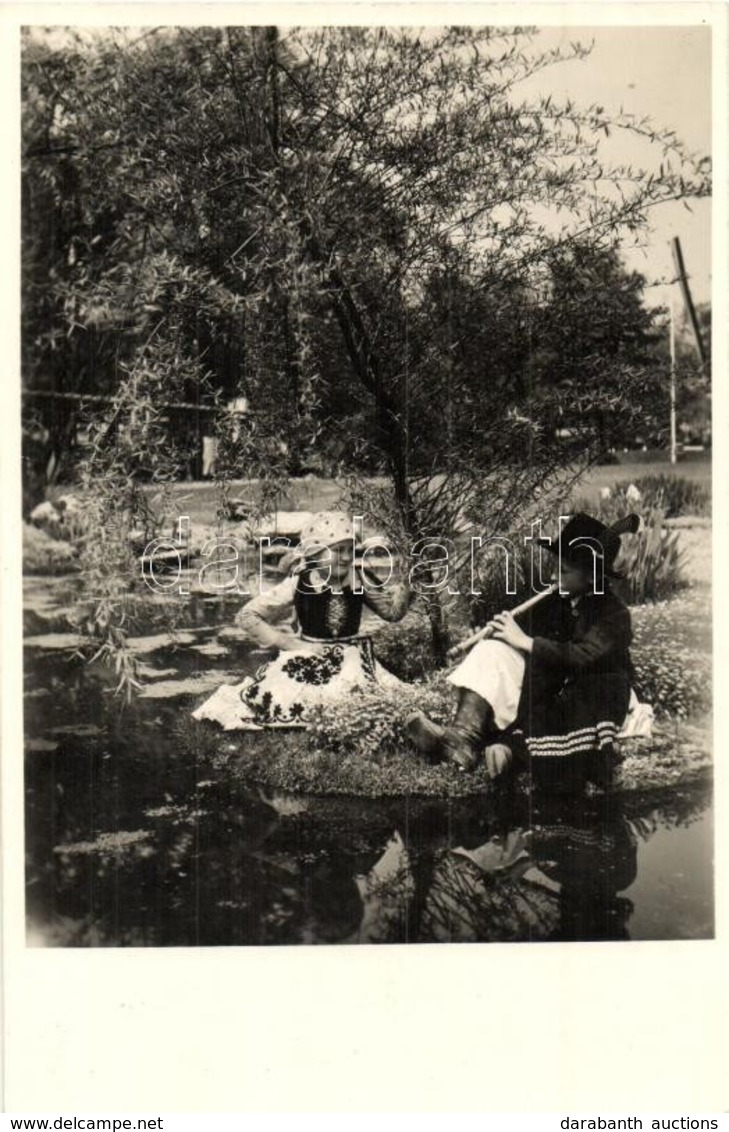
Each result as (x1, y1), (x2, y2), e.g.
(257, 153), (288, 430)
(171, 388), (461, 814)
(423, 591), (450, 667)
(293, 217), (458, 657)
(297, 215), (417, 520)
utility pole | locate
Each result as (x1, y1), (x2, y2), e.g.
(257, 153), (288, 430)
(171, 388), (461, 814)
(669, 291), (677, 465)
(667, 236), (708, 465)
(671, 236), (708, 371)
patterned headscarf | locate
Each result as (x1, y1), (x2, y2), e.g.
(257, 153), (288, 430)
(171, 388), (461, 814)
(299, 511), (360, 557)
(278, 511), (361, 576)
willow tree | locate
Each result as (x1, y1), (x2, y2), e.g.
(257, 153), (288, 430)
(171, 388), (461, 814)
(22, 25), (710, 670)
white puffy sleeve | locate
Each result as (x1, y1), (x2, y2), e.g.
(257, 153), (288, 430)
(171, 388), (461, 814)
(357, 567), (411, 622)
(235, 575), (298, 637)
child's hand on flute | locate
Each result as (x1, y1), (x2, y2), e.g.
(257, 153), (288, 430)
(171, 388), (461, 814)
(447, 584), (556, 661)
(489, 610), (534, 653)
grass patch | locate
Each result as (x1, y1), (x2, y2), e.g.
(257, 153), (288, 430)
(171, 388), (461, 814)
(618, 718), (712, 793)
(179, 706), (711, 800)
(175, 577), (712, 799)
(115, 460), (711, 530)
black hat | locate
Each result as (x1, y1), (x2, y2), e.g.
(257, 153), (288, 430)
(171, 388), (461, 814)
(537, 512), (640, 581)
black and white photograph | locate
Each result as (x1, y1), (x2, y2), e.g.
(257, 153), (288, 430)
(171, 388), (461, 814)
(19, 20), (713, 951)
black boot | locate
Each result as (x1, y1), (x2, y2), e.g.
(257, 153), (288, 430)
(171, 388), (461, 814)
(407, 690), (493, 772)
(441, 689), (493, 772)
(405, 712), (446, 762)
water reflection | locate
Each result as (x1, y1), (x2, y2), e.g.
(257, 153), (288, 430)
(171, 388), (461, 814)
(335, 793), (640, 944)
(26, 730), (712, 947)
(24, 639), (713, 947)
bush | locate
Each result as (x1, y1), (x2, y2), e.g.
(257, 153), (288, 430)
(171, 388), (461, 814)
(632, 642), (709, 719)
(631, 598), (711, 718)
(372, 616), (441, 681)
(23, 523), (78, 575)
(307, 678), (453, 759)
(633, 474), (710, 518)
(616, 506), (688, 604)
(601, 475), (710, 519)
(571, 491), (688, 604)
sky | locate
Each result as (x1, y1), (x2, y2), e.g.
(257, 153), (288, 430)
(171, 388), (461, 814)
(521, 25), (712, 309)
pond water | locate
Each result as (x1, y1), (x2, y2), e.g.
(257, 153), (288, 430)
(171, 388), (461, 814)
(23, 579), (714, 947)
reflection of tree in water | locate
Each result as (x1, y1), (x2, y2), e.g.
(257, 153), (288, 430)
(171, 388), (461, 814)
(28, 701), (711, 945)
(350, 796), (641, 944)
(623, 783), (712, 836)
(420, 837), (562, 943)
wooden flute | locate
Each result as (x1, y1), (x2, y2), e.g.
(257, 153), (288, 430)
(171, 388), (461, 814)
(446, 583), (559, 660)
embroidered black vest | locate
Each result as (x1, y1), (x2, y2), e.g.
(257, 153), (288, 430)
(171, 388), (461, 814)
(293, 570), (364, 639)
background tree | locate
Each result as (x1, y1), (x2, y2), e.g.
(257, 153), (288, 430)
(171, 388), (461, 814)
(21, 25), (711, 667)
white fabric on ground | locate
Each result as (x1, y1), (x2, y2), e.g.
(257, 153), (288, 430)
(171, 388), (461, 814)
(618, 690), (654, 739)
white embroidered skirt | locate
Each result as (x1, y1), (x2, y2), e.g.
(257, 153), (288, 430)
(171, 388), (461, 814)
(192, 636), (402, 731)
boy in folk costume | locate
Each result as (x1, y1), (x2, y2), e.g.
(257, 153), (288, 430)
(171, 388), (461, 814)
(407, 513), (641, 792)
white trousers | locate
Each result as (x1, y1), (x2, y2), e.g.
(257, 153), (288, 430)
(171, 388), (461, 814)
(447, 638), (653, 739)
(447, 639), (526, 731)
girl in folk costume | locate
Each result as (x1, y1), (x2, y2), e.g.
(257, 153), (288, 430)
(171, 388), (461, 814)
(193, 511), (411, 730)
(407, 513), (650, 791)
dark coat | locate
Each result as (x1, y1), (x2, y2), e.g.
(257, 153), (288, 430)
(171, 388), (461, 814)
(515, 589), (633, 787)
